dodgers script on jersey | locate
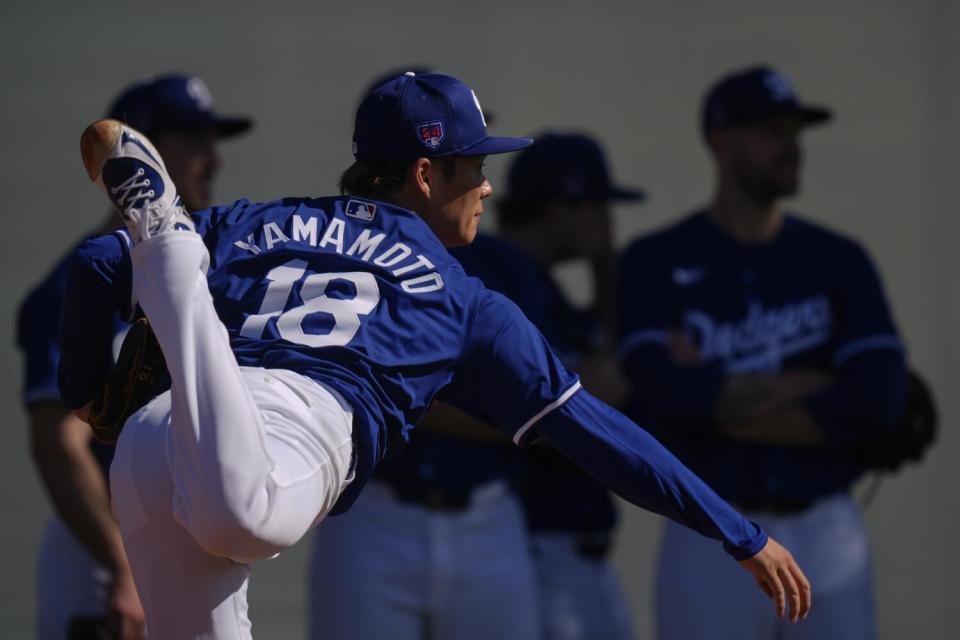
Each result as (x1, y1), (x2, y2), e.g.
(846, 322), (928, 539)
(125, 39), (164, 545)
(618, 211), (906, 502)
(59, 196), (579, 513)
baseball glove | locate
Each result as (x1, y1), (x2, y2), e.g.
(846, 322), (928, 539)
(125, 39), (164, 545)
(86, 317), (168, 444)
(855, 369), (939, 472)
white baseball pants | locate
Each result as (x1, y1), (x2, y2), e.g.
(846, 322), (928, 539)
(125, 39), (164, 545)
(529, 533), (635, 640)
(308, 479), (539, 640)
(656, 492), (876, 640)
(35, 517), (112, 639)
(110, 233), (354, 639)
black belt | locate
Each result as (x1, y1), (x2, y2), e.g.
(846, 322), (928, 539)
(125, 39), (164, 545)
(575, 532), (612, 561)
(391, 484), (474, 512)
(735, 496), (816, 516)
(530, 531), (613, 562)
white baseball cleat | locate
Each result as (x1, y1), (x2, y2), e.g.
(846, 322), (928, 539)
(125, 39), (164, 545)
(80, 119), (196, 242)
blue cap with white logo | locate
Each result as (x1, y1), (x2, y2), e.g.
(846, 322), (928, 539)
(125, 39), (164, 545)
(107, 74), (253, 138)
(352, 72), (531, 161)
(505, 132), (645, 204)
(701, 66), (831, 136)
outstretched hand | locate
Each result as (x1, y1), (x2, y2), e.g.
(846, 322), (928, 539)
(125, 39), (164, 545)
(738, 537), (812, 623)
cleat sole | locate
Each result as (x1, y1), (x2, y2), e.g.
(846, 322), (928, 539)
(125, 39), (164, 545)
(80, 119), (124, 182)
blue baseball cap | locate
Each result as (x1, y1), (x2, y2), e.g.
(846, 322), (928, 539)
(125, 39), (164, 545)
(360, 67), (497, 125)
(505, 132), (645, 204)
(352, 72), (530, 161)
(107, 74), (252, 138)
(701, 66), (831, 136)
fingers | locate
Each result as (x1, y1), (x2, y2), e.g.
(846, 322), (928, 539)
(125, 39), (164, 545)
(755, 576), (774, 599)
(767, 568), (786, 619)
(743, 539), (812, 623)
(779, 565), (801, 623)
(739, 537), (812, 624)
(789, 557), (813, 621)
(770, 552), (812, 623)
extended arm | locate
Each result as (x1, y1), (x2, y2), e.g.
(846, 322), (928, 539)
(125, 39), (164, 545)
(535, 389), (810, 621)
(538, 389), (764, 556)
(29, 404), (127, 569)
(28, 403), (144, 635)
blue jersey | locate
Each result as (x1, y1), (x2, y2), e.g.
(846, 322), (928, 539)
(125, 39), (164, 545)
(18, 234), (129, 475)
(618, 211), (907, 502)
(453, 234), (617, 533)
(58, 197), (579, 514)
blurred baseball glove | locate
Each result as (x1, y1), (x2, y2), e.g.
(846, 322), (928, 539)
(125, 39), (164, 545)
(856, 369), (938, 472)
(86, 317), (167, 444)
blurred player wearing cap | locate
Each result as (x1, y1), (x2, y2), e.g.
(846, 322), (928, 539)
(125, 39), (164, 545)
(490, 132), (640, 640)
(61, 72), (809, 638)
(17, 74), (251, 639)
(618, 65), (906, 639)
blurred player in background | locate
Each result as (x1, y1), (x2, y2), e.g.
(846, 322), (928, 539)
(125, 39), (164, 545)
(61, 71), (809, 638)
(618, 65), (906, 639)
(17, 74), (251, 639)
(492, 132), (640, 640)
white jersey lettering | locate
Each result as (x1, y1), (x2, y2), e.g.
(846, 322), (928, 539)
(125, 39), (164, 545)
(374, 243), (412, 268)
(291, 214), (318, 246)
(318, 218), (346, 254)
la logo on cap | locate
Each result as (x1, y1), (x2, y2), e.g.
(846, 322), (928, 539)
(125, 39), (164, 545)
(763, 72), (794, 101)
(187, 77), (214, 110)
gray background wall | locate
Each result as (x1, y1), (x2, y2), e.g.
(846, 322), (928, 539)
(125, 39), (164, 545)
(1, 1), (956, 637)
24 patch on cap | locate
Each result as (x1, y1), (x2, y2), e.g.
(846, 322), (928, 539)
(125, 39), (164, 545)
(417, 121), (445, 150)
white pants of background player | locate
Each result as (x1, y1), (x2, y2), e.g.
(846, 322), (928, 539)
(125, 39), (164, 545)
(35, 517), (112, 639)
(657, 492), (875, 640)
(109, 233), (354, 639)
(308, 479), (539, 639)
(530, 533), (635, 640)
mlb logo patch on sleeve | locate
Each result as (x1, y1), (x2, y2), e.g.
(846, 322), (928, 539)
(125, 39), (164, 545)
(346, 199), (377, 221)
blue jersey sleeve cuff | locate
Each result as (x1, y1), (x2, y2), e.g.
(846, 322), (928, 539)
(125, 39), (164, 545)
(22, 385), (61, 406)
(723, 526), (768, 561)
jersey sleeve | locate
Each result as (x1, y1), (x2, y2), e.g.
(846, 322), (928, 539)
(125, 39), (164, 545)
(57, 233), (134, 409)
(804, 245), (907, 443)
(536, 388), (768, 560)
(617, 242), (726, 427)
(16, 270), (67, 405)
(438, 288), (581, 445)
(827, 244), (904, 365)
